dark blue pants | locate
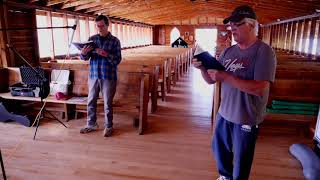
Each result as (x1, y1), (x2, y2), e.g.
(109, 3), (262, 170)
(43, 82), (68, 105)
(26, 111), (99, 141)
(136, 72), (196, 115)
(212, 113), (260, 180)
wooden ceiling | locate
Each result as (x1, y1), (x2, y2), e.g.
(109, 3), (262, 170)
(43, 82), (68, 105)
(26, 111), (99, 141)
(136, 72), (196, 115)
(22, 0), (320, 25)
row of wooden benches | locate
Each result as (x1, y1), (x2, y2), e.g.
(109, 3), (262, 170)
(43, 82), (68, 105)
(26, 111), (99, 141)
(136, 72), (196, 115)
(265, 50), (320, 136)
(0, 46), (194, 135)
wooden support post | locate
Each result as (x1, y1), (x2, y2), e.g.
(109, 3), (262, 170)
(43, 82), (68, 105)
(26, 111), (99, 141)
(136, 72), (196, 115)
(0, 1), (11, 68)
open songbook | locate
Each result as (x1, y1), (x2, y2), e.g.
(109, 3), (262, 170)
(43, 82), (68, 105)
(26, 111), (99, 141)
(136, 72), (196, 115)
(193, 44), (225, 71)
(72, 41), (97, 51)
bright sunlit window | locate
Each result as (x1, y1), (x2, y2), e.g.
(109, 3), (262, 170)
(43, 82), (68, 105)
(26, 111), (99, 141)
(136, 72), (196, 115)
(36, 11), (153, 59)
(52, 16), (68, 56)
(195, 28), (218, 56)
(67, 18), (78, 54)
(79, 19), (87, 42)
(312, 22), (319, 55)
(89, 20), (96, 37)
(36, 15), (53, 58)
(170, 27), (180, 44)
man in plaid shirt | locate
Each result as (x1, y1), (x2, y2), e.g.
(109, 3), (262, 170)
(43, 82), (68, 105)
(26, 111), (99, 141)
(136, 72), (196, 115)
(79, 15), (121, 137)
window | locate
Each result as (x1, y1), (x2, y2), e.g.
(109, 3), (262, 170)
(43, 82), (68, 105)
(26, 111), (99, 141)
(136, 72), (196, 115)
(298, 22), (305, 52)
(304, 21), (311, 53)
(79, 19), (87, 42)
(36, 14), (53, 58)
(89, 20), (96, 37)
(312, 21), (319, 55)
(170, 27), (180, 44)
(52, 16), (68, 56)
(36, 10), (153, 59)
(67, 18), (78, 54)
(111, 23), (116, 37)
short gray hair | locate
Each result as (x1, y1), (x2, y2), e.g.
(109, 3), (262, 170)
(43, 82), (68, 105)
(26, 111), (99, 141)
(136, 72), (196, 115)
(243, 18), (259, 36)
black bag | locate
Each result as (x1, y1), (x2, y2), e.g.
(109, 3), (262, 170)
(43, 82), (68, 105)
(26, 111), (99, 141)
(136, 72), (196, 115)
(9, 66), (50, 98)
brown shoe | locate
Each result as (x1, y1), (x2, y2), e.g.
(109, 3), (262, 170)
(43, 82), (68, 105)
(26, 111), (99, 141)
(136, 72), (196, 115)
(103, 127), (113, 137)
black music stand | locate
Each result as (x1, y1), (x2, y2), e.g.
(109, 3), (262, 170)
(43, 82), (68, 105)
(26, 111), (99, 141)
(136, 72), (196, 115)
(6, 45), (67, 140)
(0, 149), (6, 180)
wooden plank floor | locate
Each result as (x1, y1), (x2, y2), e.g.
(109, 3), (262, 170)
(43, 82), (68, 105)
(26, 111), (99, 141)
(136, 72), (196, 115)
(0, 67), (312, 180)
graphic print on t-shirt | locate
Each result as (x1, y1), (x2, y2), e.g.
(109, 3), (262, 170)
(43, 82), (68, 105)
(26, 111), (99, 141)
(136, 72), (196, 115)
(224, 58), (250, 73)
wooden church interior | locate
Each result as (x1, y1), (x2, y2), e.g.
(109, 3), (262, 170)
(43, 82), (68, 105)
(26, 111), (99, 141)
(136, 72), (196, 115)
(0, 0), (320, 179)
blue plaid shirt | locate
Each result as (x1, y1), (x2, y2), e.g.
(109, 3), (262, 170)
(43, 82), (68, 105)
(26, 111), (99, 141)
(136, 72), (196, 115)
(80, 32), (122, 80)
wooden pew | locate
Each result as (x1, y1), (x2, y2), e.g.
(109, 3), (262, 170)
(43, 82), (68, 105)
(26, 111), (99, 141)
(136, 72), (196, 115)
(121, 56), (169, 101)
(41, 61), (160, 113)
(1, 66), (150, 135)
(264, 52), (320, 135)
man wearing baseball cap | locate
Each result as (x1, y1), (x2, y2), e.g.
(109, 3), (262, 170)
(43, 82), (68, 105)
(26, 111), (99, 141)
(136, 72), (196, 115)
(193, 5), (277, 180)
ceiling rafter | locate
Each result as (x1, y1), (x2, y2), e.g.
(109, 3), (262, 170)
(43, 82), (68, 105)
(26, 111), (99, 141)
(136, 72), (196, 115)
(19, 0), (320, 25)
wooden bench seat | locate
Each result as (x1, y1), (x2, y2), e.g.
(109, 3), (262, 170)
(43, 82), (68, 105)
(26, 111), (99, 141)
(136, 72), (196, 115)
(2, 67), (150, 135)
(265, 53), (320, 136)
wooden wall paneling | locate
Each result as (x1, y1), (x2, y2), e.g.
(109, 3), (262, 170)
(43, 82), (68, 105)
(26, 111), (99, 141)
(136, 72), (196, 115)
(307, 18), (317, 57)
(31, 9), (40, 66)
(6, 6), (37, 67)
(0, 2), (9, 68)
(301, 19), (310, 56)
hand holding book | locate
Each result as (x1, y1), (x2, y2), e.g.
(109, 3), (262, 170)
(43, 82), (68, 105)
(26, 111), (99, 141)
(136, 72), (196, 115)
(72, 41), (97, 50)
(193, 44), (225, 71)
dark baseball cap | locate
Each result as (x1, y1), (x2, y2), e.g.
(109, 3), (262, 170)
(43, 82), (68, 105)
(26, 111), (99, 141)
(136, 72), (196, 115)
(223, 5), (257, 24)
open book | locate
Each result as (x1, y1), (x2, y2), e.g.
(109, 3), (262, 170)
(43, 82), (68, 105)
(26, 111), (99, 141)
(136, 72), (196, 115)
(193, 44), (225, 71)
(72, 41), (97, 51)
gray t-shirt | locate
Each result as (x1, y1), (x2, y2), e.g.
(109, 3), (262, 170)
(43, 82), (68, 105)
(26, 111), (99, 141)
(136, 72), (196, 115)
(217, 40), (276, 125)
